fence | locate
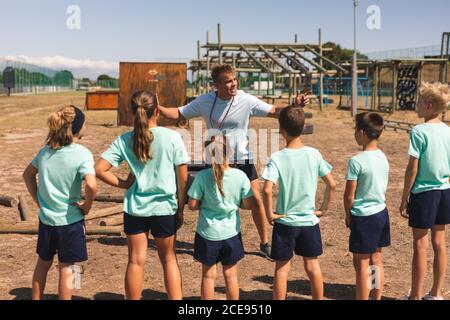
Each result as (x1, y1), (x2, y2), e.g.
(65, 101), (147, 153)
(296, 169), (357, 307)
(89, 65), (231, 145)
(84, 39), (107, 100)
(366, 45), (444, 60)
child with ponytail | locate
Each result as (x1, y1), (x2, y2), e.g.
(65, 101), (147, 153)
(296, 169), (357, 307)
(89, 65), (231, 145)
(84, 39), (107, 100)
(187, 135), (254, 300)
(95, 91), (189, 300)
(23, 106), (97, 300)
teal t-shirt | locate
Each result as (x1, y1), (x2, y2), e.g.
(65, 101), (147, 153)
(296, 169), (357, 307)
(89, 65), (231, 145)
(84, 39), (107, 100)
(101, 127), (190, 217)
(187, 168), (253, 241)
(261, 147), (332, 227)
(408, 123), (450, 194)
(345, 150), (389, 217)
(31, 144), (95, 226)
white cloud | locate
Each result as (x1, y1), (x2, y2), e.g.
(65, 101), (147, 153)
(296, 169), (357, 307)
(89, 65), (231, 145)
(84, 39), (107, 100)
(0, 55), (118, 79)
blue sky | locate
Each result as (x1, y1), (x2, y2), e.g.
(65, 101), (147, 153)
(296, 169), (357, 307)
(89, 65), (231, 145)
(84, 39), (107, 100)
(1, 0), (449, 77)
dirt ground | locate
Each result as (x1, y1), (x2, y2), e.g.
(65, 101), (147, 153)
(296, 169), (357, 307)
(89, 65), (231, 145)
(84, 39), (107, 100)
(0, 92), (448, 300)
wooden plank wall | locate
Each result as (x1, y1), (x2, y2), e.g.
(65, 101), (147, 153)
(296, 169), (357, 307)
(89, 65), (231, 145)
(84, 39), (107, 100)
(119, 62), (186, 126)
(86, 91), (119, 110)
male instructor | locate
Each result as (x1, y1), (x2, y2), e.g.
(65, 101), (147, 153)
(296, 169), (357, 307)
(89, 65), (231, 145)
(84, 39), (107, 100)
(159, 64), (309, 259)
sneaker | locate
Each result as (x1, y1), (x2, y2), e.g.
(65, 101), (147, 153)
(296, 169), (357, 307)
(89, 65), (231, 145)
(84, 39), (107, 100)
(423, 293), (444, 300)
(259, 243), (273, 261)
(397, 291), (411, 300)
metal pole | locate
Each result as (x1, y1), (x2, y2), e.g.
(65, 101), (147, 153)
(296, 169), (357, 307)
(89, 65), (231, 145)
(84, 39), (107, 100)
(352, 0), (359, 117)
(319, 28), (324, 112)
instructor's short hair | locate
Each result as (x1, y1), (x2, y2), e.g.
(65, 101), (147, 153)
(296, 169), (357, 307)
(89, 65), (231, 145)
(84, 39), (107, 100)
(355, 112), (384, 140)
(211, 64), (235, 83)
(279, 107), (306, 137)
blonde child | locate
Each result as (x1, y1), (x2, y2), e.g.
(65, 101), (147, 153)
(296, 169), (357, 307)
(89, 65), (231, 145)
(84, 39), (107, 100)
(399, 82), (450, 300)
(23, 106), (97, 300)
(95, 91), (189, 300)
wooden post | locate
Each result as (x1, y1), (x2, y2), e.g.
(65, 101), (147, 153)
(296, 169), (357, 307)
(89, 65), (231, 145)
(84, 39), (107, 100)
(258, 72), (262, 96)
(392, 62), (398, 112)
(288, 73), (292, 104)
(84, 205), (124, 221)
(18, 195), (29, 221)
(377, 65), (382, 112)
(82, 194), (123, 203)
(0, 194), (17, 208)
(0, 225), (123, 236)
(371, 64), (378, 111)
(319, 28), (324, 112)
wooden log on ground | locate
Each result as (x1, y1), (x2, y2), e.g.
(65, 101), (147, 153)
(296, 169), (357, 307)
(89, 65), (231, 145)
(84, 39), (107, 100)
(18, 195), (29, 221)
(82, 194), (124, 203)
(0, 225), (123, 236)
(84, 205), (123, 221)
(99, 215), (124, 227)
(0, 195), (18, 208)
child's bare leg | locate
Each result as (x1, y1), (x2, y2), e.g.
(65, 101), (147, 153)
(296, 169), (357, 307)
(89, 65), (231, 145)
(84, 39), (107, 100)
(201, 264), (217, 300)
(273, 260), (291, 300)
(429, 225), (446, 298)
(369, 249), (384, 300)
(410, 228), (429, 300)
(58, 263), (74, 300)
(304, 257), (323, 300)
(353, 254), (370, 300)
(223, 263), (239, 300)
(32, 257), (53, 300)
(155, 235), (183, 300)
(250, 180), (269, 245)
(125, 232), (148, 300)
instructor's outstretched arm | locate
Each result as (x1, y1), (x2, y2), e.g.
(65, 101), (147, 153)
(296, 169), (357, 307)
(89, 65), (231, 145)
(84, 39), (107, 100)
(267, 92), (310, 119)
(158, 105), (181, 120)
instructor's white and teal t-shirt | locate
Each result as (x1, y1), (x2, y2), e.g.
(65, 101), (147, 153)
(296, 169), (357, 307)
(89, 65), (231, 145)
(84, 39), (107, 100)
(101, 127), (190, 217)
(408, 123), (450, 194)
(31, 144), (95, 226)
(179, 90), (273, 162)
(188, 168), (253, 241)
(345, 150), (389, 217)
(262, 147), (332, 227)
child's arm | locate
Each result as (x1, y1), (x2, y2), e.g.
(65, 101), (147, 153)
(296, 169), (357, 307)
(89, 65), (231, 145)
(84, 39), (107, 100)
(22, 163), (39, 208)
(343, 180), (357, 228)
(175, 164), (188, 230)
(262, 180), (285, 225)
(316, 173), (337, 217)
(188, 198), (200, 211)
(399, 156), (419, 218)
(95, 158), (134, 189)
(75, 174), (97, 215)
(239, 196), (254, 210)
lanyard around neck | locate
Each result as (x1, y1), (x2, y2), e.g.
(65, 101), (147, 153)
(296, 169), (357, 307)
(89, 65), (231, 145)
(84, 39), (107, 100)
(209, 92), (235, 131)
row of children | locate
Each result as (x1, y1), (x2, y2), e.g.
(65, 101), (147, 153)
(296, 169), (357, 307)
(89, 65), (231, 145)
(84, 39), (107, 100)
(23, 82), (449, 300)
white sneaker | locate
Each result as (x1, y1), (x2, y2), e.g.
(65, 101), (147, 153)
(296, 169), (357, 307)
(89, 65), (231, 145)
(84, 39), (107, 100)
(397, 292), (411, 300)
(423, 293), (444, 300)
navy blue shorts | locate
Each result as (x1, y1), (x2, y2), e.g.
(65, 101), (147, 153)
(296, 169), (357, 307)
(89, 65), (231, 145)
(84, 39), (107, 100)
(408, 189), (450, 229)
(271, 223), (323, 260)
(233, 161), (258, 182)
(124, 213), (177, 237)
(349, 208), (391, 254)
(37, 220), (87, 264)
(194, 233), (245, 266)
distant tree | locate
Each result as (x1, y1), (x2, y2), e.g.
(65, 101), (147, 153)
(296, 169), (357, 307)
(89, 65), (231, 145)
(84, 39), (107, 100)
(97, 74), (115, 81)
(314, 42), (368, 69)
(54, 70), (74, 86)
